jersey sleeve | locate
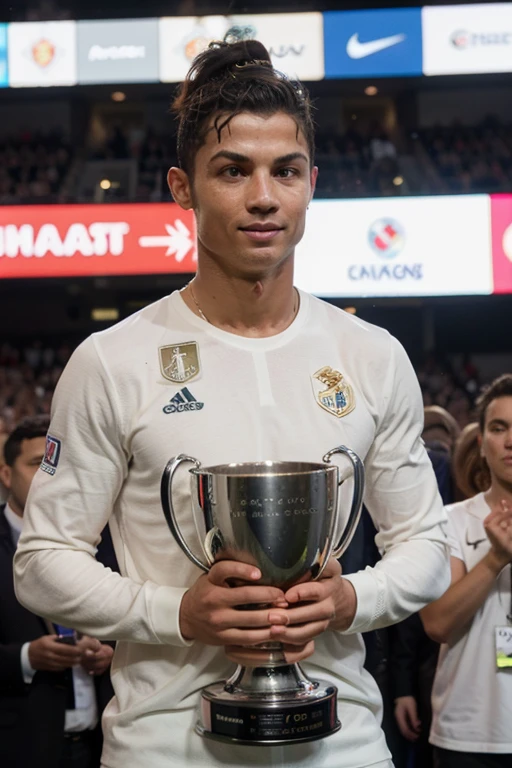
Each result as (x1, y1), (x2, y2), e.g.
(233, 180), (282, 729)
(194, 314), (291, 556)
(341, 336), (451, 634)
(14, 336), (191, 648)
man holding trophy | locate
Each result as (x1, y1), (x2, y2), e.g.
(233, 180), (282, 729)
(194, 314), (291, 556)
(15, 39), (450, 768)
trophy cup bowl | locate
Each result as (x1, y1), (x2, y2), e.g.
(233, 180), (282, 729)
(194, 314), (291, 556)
(161, 446), (364, 746)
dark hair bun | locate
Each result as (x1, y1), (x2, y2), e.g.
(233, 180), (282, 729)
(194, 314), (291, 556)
(187, 39), (272, 91)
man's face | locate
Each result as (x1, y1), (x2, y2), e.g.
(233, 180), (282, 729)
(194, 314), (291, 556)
(172, 110), (317, 279)
(481, 396), (512, 487)
(0, 437), (46, 516)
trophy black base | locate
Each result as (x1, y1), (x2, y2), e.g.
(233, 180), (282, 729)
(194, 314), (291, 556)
(197, 680), (340, 746)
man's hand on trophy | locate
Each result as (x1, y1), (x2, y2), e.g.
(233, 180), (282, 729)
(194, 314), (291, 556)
(179, 560), (289, 645)
(224, 641), (316, 666)
(270, 559), (358, 639)
(222, 561), (358, 665)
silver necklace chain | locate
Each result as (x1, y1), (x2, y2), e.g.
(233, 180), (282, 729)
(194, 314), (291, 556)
(186, 282), (299, 326)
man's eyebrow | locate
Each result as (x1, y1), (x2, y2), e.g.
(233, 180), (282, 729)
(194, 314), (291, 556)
(208, 150), (309, 165)
(274, 152), (309, 165)
(488, 418), (509, 427)
(209, 151), (250, 164)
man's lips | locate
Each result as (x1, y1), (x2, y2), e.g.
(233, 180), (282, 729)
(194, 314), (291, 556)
(239, 224), (284, 241)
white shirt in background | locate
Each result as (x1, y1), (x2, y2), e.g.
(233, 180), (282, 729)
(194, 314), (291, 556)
(430, 493), (512, 753)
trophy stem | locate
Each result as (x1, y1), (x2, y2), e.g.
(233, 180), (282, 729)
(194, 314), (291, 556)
(225, 662), (318, 696)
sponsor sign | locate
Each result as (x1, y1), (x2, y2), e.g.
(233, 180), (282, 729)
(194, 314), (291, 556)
(159, 12), (324, 82)
(490, 194), (512, 294)
(423, 3), (512, 76)
(0, 203), (197, 279)
(8, 21), (77, 87)
(294, 195), (492, 298)
(323, 8), (423, 79)
(77, 19), (159, 84)
(0, 25), (7, 87)
(1, 197), (497, 297)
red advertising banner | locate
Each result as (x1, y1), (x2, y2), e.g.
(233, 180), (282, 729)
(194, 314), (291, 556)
(0, 196), (505, 295)
(0, 203), (197, 279)
(490, 194), (512, 294)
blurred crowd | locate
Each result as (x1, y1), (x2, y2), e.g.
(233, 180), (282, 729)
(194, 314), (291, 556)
(416, 116), (512, 195)
(0, 341), (72, 437)
(313, 124), (403, 198)
(0, 122), (405, 203)
(417, 353), (481, 430)
(0, 131), (74, 205)
(4, 116), (512, 205)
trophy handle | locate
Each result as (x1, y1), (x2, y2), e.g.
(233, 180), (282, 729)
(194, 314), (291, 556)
(161, 454), (209, 573)
(323, 445), (365, 560)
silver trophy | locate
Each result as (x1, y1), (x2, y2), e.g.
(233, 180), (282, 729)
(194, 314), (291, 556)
(161, 446), (364, 746)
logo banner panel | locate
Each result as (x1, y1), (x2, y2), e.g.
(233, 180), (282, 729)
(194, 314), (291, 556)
(8, 21), (77, 87)
(0, 25), (8, 87)
(324, 8), (423, 78)
(294, 196), (492, 298)
(0, 203), (197, 279)
(77, 19), (159, 84)
(423, 3), (512, 76)
(159, 13), (323, 82)
(490, 194), (512, 294)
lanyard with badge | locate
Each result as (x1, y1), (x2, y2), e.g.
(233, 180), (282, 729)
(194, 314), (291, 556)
(495, 565), (512, 668)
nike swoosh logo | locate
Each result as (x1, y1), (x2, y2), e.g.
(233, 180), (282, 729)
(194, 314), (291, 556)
(465, 531), (487, 550)
(346, 33), (406, 59)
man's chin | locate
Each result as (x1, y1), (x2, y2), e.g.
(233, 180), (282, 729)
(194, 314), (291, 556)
(237, 250), (294, 279)
(201, 242), (294, 278)
(240, 243), (294, 266)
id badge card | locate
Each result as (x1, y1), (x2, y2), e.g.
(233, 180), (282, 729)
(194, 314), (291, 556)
(495, 626), (512, 668)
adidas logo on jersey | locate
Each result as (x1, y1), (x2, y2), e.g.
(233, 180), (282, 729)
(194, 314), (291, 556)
(163, 387), (204, 414)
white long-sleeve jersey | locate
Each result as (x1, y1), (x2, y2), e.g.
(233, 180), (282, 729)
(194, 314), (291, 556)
(15, 289), (450, 768)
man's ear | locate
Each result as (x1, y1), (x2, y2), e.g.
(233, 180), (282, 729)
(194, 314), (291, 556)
(0, 464), (12, 491)
(167, 167), (193, 210)
(309, 166), (318, 204)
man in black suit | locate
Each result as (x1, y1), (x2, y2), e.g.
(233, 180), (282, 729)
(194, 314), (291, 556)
(0, 415), (114, 768)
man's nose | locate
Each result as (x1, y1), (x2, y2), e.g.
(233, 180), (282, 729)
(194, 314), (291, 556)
(246, 172), (279, 213)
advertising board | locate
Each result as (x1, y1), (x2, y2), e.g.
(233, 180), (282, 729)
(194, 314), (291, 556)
(324, 8), (423, 79)
(423, 3), (512, 76)
(0, 204), (197, 278)
(8, 21), (77, 87)
(77, 19), (159, 84)
(159, 13), (324, 82)
(294, 195), (493, 297)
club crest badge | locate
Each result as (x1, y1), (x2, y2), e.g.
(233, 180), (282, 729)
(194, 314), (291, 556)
(312, 366), (355, 419)
(159, 342), (200, 384)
